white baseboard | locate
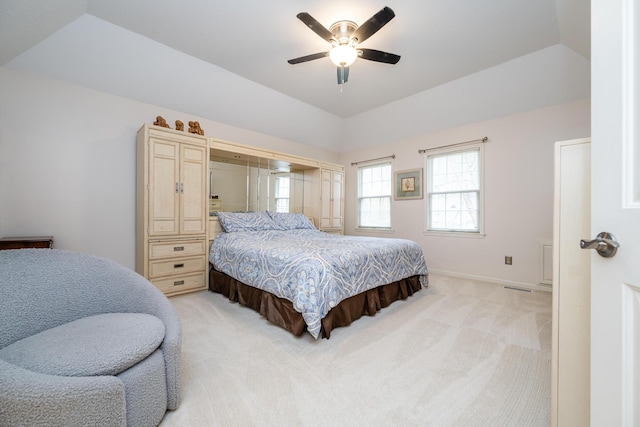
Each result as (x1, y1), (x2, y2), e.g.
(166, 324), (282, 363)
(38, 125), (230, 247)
(428, 268), (552, 293)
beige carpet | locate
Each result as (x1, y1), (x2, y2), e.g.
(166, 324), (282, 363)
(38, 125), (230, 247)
(160, 273), (552, 427)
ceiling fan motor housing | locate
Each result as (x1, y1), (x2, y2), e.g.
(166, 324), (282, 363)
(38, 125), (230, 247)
(329, 21), (358, 47)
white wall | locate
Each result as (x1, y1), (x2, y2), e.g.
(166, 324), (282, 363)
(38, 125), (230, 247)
(0, 66), (338, 268)
(339, 99), (591, 287)
(342, 44), (590, 151)
(6, 14), (344, 152)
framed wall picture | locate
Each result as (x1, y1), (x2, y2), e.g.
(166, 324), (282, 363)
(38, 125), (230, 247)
(395, 168), (423, 200)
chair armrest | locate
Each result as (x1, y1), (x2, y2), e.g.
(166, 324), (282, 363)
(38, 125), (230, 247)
(161, 326), (182, 410)
(155, 301), (182, 410)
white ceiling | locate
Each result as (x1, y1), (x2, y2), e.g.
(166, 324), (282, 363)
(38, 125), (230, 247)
(0, 0), (589, 119)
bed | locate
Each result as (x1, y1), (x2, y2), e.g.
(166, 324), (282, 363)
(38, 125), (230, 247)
(208, 211), (429, 339)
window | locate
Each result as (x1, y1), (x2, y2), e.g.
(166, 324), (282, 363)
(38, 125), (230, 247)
(274, 175), (290, 213)
(358, 162), (391, 228)
(426, 146), (483, 234)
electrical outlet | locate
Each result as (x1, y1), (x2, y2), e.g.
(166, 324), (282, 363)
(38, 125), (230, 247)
(505, 256), (513, 265)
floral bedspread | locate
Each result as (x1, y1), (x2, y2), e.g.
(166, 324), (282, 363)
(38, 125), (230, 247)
(209, 229), (428, 338)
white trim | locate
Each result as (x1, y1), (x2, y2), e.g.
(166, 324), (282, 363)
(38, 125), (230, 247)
(423, 231), (486, 239)
(428, 268), (552, 292)
(354, 227), (396, 234)
(356, 161), (393, 228)
(622, 281), (640, 426)
(424, 143), (485, 234)
(622, 0), (640, 208)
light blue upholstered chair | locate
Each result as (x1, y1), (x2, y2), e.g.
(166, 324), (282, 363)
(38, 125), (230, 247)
(0, 249), (181, 427)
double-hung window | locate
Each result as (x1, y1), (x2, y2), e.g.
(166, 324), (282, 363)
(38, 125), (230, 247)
(274, 175), (290, 213)
(426, 146), (484, 234)
(358, 162), (392, 228)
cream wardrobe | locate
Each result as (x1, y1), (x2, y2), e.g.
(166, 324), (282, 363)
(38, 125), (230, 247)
(136, 125), (209, 296)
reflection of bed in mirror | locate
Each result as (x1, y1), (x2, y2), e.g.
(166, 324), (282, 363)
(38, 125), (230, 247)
(208, 211), (429, 339)
(209, 150), (310, 214)
(209, 138), (345, 236)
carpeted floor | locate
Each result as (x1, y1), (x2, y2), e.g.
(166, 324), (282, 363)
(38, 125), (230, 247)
(160, 273), (552, 427)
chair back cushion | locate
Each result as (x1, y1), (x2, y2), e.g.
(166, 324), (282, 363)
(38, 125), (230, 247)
(0, 249), (171, 348)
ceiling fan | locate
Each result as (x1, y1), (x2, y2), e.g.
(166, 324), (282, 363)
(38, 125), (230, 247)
(287, 6), (401, 85)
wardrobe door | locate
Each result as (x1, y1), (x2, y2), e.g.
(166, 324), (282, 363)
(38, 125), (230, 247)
(180, 143), (207, 235)
(149, 138), (180, 236)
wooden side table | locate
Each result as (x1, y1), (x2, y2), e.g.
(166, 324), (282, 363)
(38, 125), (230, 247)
(0, 236), (54, 250)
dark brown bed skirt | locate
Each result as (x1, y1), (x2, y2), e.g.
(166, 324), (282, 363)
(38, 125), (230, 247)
(208, 267), (423, 339)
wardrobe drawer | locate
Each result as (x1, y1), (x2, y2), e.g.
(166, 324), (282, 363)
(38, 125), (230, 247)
(152, 273), (206, 295)
(149, 256), (206, 278)
(149, 240), (205, 259)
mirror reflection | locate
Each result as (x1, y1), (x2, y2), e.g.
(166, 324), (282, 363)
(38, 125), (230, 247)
(209, 152), (307, 215)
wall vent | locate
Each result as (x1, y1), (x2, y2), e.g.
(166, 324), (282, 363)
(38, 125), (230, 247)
(540, 242), (553, 287)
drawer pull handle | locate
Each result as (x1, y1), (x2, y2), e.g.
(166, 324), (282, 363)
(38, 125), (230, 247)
(174, 246), (184, 251)
(173, 280), (185, 286)
(174, 263), (184, 269)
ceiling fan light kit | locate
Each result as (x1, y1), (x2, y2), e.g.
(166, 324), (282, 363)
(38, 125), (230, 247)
(329, 44), (357, 67)
(288, 6), (400, 86)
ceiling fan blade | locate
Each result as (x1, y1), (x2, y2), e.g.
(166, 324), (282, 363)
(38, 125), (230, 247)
(359, 48), (401, 64)
(297, 13), (334, 43)
(337, 66), (349, 84)
(287, 52), (329, 65)
(351, 6), (396, 44)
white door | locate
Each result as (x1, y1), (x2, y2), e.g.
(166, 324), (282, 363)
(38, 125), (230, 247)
(591, 0), (640, 424)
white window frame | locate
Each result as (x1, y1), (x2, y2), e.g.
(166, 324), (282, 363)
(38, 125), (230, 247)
(424, 144), (485, 237)
(357, 162), (392, 229)
(274, 174), (290, 213)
